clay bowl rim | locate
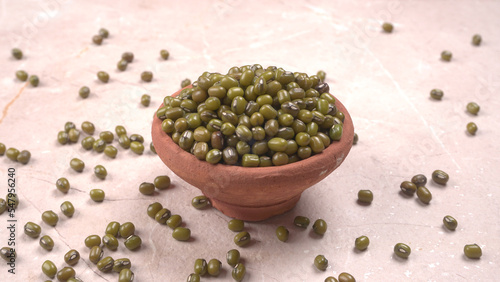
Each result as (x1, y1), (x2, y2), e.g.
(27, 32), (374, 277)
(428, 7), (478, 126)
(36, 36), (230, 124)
(152, 86), (354, 179)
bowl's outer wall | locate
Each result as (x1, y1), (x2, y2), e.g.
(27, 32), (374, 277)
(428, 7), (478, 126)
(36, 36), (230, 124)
(152, 87), (354, 209)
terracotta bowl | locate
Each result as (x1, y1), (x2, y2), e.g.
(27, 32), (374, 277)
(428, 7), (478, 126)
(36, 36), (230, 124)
(152, 87), (354, 221)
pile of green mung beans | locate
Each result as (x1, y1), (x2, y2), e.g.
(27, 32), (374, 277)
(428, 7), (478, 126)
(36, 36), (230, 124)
(157, 65), (346, 167)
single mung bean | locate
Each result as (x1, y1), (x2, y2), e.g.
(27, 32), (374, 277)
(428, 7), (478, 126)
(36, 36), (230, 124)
(172, 227), (191, 241)
(232, 263), (246, 281)
(443, 215), (458, 231)
(357, 189), (373, 204)
(24, 221), (41, 238)
(103, 234), (119, 251)
(97, 71), (109, 83)
(64, 249), (80, 265)
(16, 70), (28, 81)
(97, 256), (114, 272)
(29, 75), (39, 86)
(93, 138), (106, 152)
(147, 202), (163, 218)
(154, 175), (170, 190)
(124, 235), (142, 250)
(394, 243), (411, 258)
(94, 165), (107, 180)
(0, 199), (6, 215)
(338, 272), (356, 282)
(0, 143), (6, 155)
(139, 182), (155, 195)
(118, 135), (131, 149)
(0, 247), (16, 261)
(119, 222), (135, 238)
(115, 125), (127, 136)
(68, 129), (80, 143)
(314, 254), (328, 271)
(226, 249), (240, 267)
(98, 28), (109, 38)
(119, 269), (134, 282)
(464, 244), (482, 259)
(353, 133), (358, 145)
(81, 121), (95, 135)
(60, 201), (75, 217)
(12, 48), (23, 59)
(429, 89), (445, 101)
(416, 186), (432, 204)
(276, 226), (289, 242)
(42, 260), (57, 278)
(99, 131), (114, 143)
(234, 231), (251, 247)
(57, 266), (76, 281)
(155, 208), (171, 224)
(228, 219), (244, 232)
(160, 49), (169, 60)
(432, 169), (449, 185)
(89, 189), (105, 202)
(150, 142), (156, 154)
(194, 258), (207, 275)
(472, 34), (482, 46)
(92, 34), (103, 45)
(467, 122), (478, 135)
(355, 235), (370, 251)
(466, 102), (480, 115)
(39, 235), (55, 250)
(56, 177), (70, 193)
(6, 148), (19, 161)
(79, 86), (90, 98)
(141, 94), (151, 106)
(192, 195), (210, 209)
(181, 78), (191, 88)
(411, 174), (427, 187)
(122, 52), (133, 62)
(130, 141), (144, 154)
(70, 158), (85, 172)
(400, 181), (417, 195)
(313, 219), (327, 235)
(141, 71), (153, 82)
(42, 210), (59, 226)
(207, 259), (222, 276)
(113, 258), (131, 272)
(187, 273), (200, 282)
(441, 50), (452, 61)
(325, 277), (339, 282)
(329, 124), (343, 141)
(89, 245), (104, 264)
(293, 216), (310, 228)
(382, 22), (393, 32)
(166, 214), (182, 229)
(104, 145), (117, 158)
(117, 59), (128, 71)
(104, 221), (120, 237)
(84, 235), (101, 248)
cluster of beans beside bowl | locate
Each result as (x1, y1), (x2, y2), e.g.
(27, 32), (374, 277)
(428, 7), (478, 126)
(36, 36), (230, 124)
(157, 65), (346, 167)
(0, 142), (31, 164)
(147, 201), (191, 241)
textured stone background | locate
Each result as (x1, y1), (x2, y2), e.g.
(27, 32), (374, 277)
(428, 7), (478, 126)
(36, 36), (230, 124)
(0, 0), (499, 281)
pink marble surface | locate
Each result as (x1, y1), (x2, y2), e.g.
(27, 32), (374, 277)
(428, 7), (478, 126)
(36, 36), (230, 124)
(0, 0), (499, 281)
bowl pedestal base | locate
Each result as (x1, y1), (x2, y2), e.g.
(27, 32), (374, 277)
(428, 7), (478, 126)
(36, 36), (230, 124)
(210, 194), (301, 222)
